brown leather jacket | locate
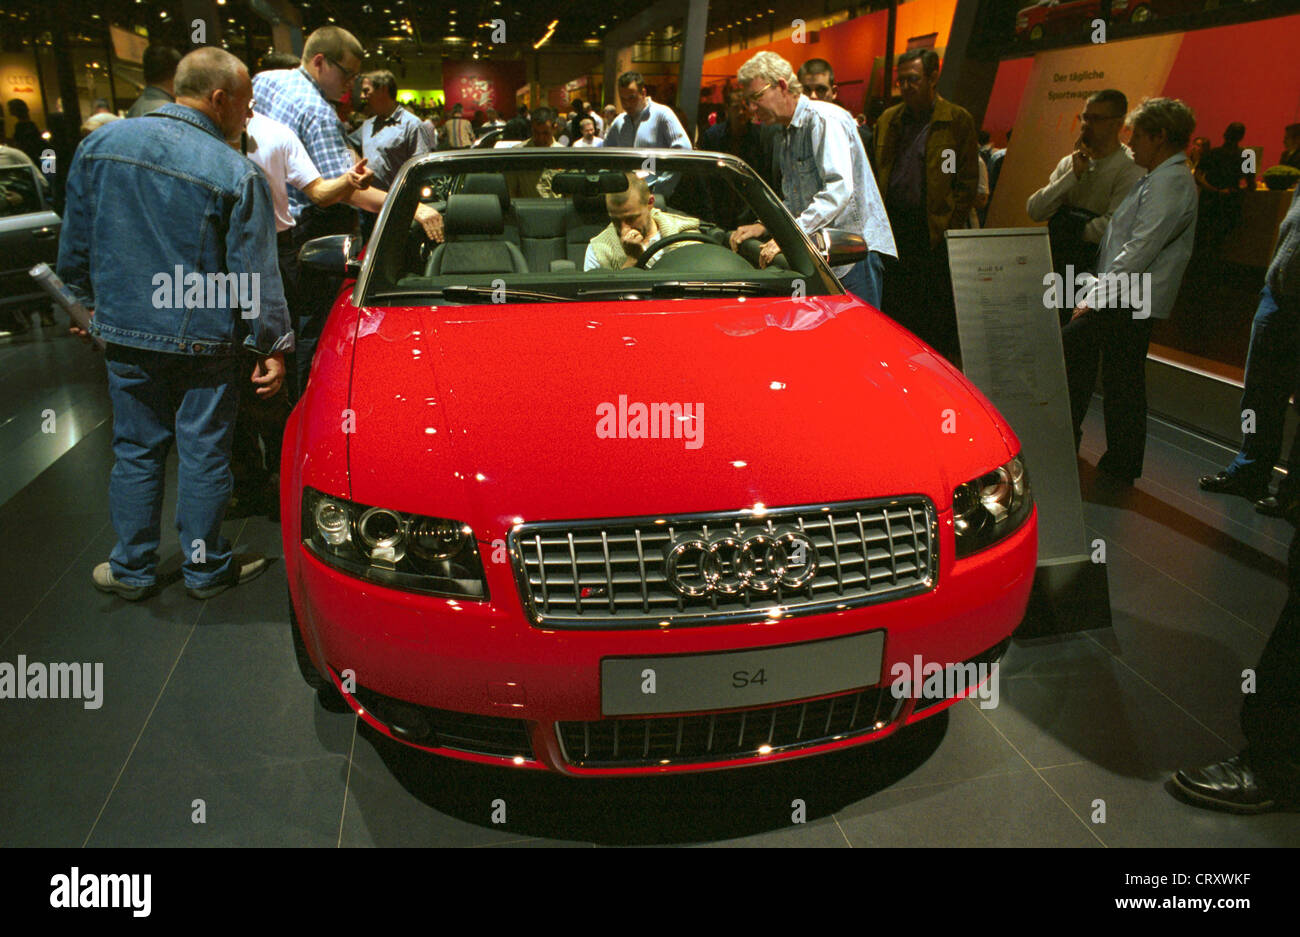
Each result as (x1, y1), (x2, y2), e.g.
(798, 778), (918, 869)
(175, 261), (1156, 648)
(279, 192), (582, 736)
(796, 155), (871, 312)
(874, 95), (979, 248)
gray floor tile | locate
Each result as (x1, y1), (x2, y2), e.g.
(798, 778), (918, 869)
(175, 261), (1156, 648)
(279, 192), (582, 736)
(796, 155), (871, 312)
(692, 815), (851, 847)
(86, 755), (350, 847)
(0, 524), (201, 847)
(836, 771), (1101, 847)
(1037, 762), (1300, 847)
(986, 634), (1234, 775)
(1094, 540), (1267, 744)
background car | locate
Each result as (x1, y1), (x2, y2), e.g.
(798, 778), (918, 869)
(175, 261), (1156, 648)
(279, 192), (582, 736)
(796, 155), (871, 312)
(1016, 0), (1106, 40)
(0, 162), (59, 335)
(283, 149), (1037, 776)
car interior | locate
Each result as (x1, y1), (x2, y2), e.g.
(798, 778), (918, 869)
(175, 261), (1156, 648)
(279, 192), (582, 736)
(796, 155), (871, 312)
(366, 166), (832, 302)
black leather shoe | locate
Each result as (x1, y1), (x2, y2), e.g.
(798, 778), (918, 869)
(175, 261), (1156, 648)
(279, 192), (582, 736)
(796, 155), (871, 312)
(1198, 471), (1267, 501)
(1255, 493), (1300, 521)
(1255, 495), (1286, 517)
(1172, 753), (1281, 814)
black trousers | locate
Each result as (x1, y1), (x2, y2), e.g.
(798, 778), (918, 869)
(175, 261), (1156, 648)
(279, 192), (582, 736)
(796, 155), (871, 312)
(290, 204), (355, 399)
(230, 234), (298, 494)
(881, 244), (958, 363)
(1242, 523), (1300, 799)
(1062, 307), (1155, 479)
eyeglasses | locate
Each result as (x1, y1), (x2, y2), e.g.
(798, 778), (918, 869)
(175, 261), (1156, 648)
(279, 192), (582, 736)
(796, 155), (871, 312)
(896, 74), (925, 87)
(745, 83), (773, 104)
(324, 55), (359, 83)
(1079, 111), (1123, 123)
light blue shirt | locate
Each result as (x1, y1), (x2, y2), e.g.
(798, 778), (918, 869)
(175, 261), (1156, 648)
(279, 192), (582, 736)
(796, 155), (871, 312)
(777, 96), (897, 273)
(348, 104), (429, 190)
(1078, 152), (1197, 320)
(604, 98), (691, 150)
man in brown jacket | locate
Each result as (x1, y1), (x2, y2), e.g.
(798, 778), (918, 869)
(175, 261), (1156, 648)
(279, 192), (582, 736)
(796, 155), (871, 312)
(874, 49), (978, 361)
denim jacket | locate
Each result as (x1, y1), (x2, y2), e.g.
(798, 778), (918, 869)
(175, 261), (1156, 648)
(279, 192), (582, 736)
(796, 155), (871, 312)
(57, 103), (293, 357)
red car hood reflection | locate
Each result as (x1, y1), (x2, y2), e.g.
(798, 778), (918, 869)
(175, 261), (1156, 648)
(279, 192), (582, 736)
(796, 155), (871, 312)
(343, 295), (1010, 532)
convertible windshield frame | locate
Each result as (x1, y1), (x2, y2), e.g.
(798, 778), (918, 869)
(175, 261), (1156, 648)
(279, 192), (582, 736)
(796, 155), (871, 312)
(353, 148), (844, 307)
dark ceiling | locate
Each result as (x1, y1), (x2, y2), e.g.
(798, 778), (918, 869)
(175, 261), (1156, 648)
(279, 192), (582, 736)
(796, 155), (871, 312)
(1, 0), (653, 59)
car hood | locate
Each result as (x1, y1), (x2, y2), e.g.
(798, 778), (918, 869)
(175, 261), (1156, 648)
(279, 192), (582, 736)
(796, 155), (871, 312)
(344, 295), (1015, 535)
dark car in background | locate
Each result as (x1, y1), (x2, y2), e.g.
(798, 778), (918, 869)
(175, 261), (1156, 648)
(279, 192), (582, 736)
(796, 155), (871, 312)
(0, 163), (59, 334)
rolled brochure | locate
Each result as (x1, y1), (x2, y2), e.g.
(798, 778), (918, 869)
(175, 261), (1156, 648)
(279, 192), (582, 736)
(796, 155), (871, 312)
(28, 263), (105, 350)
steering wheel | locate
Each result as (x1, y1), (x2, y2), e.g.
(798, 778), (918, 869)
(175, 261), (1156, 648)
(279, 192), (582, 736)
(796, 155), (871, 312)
(412, 220), (436, 270)
(635, 231), (716, 269)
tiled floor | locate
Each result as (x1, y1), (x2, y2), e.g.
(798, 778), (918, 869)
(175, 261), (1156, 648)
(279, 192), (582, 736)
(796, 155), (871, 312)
(2, 326), (1299, 846)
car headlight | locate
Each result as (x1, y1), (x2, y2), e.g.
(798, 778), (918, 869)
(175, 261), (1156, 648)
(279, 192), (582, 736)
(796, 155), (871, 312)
(302, 487), (489, 599)
(952, 454), (1032, 558)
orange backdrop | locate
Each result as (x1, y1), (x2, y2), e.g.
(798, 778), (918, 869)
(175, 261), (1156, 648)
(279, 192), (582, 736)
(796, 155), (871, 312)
(982, 13), (1300, 169)
(701, 0), (959, 116)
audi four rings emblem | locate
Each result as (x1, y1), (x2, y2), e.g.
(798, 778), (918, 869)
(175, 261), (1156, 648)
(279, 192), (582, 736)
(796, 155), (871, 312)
(663, 528), (819, 597)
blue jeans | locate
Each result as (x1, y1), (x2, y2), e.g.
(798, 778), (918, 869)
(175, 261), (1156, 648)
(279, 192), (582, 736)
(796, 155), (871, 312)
(1226, 285), (1300, 487)
(104, 345), (243, 589)
(840, 250), (887, 310)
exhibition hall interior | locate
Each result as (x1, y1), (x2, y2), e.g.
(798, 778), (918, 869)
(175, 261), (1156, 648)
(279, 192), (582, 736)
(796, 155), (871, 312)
(2, 0), (1300, 849)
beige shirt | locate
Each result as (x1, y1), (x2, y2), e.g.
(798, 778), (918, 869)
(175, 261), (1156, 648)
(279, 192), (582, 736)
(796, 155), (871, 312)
(584, 208), (700, 270)
(1026, 145), (1146, 243)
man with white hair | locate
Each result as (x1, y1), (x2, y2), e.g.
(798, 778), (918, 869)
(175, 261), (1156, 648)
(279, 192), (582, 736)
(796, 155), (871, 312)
(572, 117), (603, 147)
(730, 51), (896, 310)
(58, 46), (292, 601)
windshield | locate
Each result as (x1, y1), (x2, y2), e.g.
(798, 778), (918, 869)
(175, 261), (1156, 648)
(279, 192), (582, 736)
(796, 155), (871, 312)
(361, 149), (842, 304)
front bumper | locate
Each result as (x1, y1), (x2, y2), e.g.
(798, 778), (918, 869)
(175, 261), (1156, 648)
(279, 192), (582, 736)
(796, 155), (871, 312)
(288, 506), (1036, 776)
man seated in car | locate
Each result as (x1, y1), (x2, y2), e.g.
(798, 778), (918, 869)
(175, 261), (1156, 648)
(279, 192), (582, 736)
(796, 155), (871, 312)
(584, 171), (700, 270)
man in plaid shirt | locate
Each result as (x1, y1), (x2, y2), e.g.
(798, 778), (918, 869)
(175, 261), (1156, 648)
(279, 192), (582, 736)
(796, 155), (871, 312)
(253, 27), (442, 389)
(253, 26), (442, 242)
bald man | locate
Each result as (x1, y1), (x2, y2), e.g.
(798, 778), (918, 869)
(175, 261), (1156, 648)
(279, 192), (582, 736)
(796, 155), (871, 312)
(58, 46), (292, 602)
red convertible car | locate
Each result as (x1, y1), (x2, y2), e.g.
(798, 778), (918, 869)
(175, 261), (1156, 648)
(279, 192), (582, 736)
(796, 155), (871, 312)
(283, 148), (1036, 775)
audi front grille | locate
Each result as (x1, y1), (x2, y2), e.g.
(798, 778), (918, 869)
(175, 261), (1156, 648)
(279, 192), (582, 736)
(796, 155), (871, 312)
(556, 686), (906, 768)
(509, 497), (938, 628)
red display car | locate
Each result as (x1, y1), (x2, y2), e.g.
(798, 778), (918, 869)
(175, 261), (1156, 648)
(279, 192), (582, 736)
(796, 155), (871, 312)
(1015, 0), (1105, 40)
(283, 149), (1037, 775)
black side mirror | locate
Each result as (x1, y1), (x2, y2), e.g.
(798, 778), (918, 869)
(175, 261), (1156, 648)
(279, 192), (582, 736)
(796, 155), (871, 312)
(812, 229), (869, 267)
(299, 235), (361, 278)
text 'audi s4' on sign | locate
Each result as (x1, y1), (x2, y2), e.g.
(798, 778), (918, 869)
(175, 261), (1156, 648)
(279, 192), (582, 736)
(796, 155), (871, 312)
(283, 148), (1037, 774)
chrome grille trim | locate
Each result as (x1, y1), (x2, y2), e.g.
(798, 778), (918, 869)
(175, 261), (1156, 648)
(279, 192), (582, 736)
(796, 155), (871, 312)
(508, 497), (939, 628)
(554, 686), (908, 769)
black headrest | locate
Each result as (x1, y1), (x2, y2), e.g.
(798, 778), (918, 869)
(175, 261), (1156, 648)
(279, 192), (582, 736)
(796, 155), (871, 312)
(462, 173), (510, 212)
(444, 194), (505, 236)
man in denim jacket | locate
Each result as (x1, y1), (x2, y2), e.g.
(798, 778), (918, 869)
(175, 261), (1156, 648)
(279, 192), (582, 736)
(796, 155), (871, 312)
(57, 47), (293, 601)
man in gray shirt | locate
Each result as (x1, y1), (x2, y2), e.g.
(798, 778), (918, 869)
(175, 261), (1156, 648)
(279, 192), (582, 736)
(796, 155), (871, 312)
(604, 72), (691, 150)
(1063, 97), (1198, 483)
(349, 69), (428, 239)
